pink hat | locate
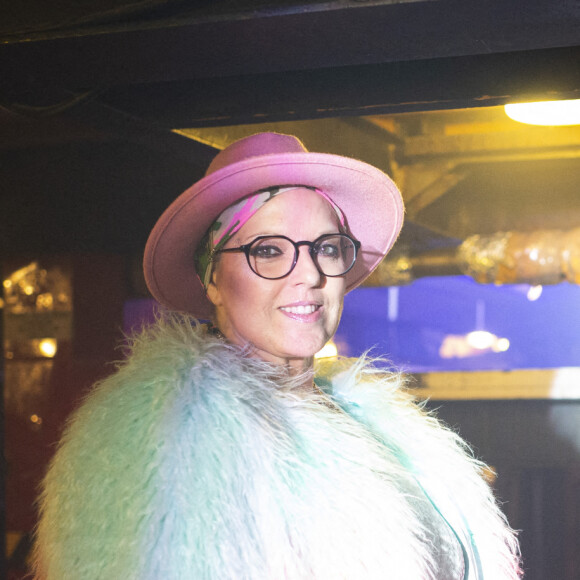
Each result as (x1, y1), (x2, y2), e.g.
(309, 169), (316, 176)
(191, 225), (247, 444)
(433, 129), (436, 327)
(144, 132), (404, 319)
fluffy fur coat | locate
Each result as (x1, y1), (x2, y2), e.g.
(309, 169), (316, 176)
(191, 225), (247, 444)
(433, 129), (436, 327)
(34, 315), (521, 579)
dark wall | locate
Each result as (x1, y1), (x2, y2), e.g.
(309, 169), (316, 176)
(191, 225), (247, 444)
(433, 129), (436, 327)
(1, 140), (214, 256)
(430, 399), (580, 580)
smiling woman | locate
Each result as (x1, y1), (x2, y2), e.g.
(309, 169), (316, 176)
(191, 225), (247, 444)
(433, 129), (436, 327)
(207, 188), (348, 372)
(33, 133), (522, 579)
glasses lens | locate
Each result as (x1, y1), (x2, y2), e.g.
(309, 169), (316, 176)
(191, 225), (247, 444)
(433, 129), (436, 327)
(313, 234), (357, 276)
(249, 237), (295, 279)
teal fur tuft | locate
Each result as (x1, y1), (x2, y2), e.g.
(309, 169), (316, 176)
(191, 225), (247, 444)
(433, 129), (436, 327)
(34, 314), (521, 579)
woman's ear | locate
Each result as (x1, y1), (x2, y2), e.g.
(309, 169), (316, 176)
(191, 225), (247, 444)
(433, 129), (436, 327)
(206, 274), (222, 308)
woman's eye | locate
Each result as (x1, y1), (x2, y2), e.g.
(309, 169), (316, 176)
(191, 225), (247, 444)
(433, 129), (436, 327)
(251, 244), (284, 259)
(317, 243), (340, 258)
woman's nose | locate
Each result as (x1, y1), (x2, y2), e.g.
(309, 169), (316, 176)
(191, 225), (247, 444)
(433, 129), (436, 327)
(291, 246), (323, 286)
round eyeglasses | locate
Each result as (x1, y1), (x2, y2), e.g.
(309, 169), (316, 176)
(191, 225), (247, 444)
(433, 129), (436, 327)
(213, 233), (361, 280)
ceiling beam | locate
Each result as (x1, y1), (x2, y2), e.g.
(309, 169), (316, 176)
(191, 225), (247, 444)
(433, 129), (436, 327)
(405, 169), (468, 218)
(2, 0), (580, 90)
(93, 46), (580, 127)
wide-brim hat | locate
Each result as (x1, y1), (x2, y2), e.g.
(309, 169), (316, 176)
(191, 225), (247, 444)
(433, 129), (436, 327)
(144, 132), (404, 319)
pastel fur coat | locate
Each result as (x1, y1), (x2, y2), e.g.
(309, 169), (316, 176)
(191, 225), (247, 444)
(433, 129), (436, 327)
(34, 315), (521, 579)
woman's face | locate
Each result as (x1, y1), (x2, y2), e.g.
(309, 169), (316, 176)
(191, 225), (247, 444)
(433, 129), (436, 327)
(207, 188), (347, 371)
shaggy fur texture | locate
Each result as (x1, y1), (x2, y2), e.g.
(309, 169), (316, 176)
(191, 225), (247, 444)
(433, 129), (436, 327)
(34, 315), (522, 579)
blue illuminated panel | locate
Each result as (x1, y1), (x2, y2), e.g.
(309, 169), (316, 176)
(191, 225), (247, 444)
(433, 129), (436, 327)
(124, 277), (580, 371)
(335, 277), (580, 371)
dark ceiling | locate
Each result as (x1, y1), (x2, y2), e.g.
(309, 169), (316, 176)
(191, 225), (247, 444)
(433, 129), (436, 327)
(1, 0), (580, 260)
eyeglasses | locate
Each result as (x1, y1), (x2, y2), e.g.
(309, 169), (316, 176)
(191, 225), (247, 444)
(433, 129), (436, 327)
(213, 233), (361, 280)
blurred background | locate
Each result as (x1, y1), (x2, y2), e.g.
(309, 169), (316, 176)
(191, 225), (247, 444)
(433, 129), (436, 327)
(2, 1), (580, 577)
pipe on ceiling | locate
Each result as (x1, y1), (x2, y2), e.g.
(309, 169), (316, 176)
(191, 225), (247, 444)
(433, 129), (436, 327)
(364, 227), (580, 286)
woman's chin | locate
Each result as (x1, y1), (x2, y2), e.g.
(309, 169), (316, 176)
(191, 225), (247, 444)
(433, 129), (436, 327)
(284, 343), (327, 363)
(256, 345), (322, 367)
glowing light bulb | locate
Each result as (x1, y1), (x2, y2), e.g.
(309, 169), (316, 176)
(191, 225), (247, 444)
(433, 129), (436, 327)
(38, 338), (57, 358)
(466, 330), (496, 350)
(495, 338), (510, 352)
(505, 99), (580, 126)
(30, 414), (43, 425)
(527, 285), (543, 301)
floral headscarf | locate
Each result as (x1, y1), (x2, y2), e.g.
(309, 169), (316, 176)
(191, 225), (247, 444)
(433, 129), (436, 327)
(194, 186), (345, 289)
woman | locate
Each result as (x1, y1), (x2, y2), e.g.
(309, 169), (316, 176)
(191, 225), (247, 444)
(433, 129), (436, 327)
(34, 133), (522, 579)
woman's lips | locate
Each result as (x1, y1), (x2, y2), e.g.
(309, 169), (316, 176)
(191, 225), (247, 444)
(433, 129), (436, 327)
(279, 303), (322, 322)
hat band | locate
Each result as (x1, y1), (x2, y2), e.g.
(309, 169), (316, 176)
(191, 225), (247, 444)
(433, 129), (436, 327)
(194, 186), (345, 290)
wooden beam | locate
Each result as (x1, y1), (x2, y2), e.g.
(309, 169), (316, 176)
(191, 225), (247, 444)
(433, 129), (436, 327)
(411, 368), (580, 400)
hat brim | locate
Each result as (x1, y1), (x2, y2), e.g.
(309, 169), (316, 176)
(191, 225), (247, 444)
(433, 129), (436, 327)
(144, 151), (404, 319)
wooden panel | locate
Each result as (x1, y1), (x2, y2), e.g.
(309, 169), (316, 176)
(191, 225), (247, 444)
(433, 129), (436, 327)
(413, 368), (580, 400)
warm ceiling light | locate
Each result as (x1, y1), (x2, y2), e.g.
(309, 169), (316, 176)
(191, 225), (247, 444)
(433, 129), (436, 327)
(505, 99), (580, 126)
